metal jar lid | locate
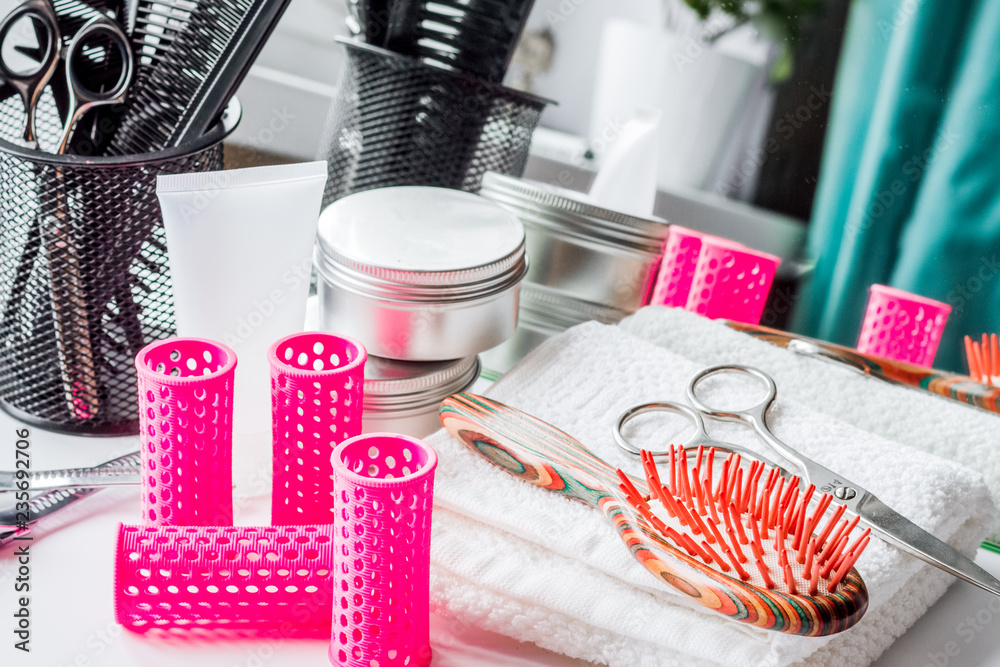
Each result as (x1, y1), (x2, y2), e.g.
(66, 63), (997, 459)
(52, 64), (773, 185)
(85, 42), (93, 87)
(363, 355), (481, 412)
(479, 172), (669, 253)
(316, 187), (528, 302)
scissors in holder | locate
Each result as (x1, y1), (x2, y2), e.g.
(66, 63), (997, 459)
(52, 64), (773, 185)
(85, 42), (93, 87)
(614, 363), (1000, 598)
(0, 0), (134, 417)
(0, 0), (134, 152)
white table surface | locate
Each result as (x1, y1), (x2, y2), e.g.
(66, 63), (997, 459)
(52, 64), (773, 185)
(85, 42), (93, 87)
(4, 408), (1000, 667)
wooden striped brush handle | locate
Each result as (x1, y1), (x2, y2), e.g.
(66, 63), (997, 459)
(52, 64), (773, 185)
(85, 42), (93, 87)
(439, 393), (869, 636)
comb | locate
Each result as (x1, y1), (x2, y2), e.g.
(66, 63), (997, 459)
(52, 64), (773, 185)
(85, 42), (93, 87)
(440, 393), (869, 636)
(107, 0), (290, 154)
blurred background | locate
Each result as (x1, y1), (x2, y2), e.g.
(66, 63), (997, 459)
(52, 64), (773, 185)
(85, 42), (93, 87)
(5, 0), (993, 373)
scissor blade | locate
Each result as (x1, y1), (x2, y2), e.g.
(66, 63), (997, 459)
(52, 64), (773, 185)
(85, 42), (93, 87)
(858, 493), (1000, 597)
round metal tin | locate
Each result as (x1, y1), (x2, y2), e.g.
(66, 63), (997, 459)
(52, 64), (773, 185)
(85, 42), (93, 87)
(362, 355), (481, 437)
(316, 187), (528, 360)
(479, 172), (669, 311)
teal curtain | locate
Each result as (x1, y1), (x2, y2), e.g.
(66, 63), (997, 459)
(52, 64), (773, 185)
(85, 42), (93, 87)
(793, 0), (1000, 372)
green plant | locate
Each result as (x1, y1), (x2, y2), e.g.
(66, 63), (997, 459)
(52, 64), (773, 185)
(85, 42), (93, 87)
(683, 0), (824, 79)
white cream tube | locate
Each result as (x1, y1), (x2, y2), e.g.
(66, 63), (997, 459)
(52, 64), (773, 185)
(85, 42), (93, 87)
(156, 161), (328, 493)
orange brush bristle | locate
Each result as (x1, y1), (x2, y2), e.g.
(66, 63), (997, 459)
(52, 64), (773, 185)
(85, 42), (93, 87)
(965, 334), (1000, 386)
(620, 446), (871, 596)
(990, 334), (1000, 382)
(965, 336), (980, 380)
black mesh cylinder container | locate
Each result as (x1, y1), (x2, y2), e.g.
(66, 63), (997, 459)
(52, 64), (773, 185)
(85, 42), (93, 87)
(0, 94), (240, 435)
(319, 38), (551, 205)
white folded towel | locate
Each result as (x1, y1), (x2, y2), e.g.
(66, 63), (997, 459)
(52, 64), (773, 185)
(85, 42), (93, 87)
(621, 307), (1000, 541)
(426, 318), (995, 667)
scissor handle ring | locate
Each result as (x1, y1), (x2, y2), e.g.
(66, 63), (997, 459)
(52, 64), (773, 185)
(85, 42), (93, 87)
(0, 3), (57, 81)
(65, 16), (133, 103)
(613, 401), (706, 457)
(686, 364), (777, 420)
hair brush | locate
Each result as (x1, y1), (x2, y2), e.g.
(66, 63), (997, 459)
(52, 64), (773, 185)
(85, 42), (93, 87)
(439, 393), (870, 636)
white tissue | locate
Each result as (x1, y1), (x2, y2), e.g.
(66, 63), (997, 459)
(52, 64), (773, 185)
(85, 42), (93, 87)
(587, 109), (661, 218)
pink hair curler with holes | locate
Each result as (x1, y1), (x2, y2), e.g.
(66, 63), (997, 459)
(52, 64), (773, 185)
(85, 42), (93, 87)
(685, 240), (781, 324)
(856, 284), (951, 367)
(648, 226), (744, 307)
(270, 332), (367, 525)
(330, 433), (438, 667)
(114, 523), (334, 634)
(135, 338), (237, 526)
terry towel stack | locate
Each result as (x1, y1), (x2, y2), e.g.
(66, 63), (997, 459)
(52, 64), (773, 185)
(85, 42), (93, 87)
(426, 317), (996, 667)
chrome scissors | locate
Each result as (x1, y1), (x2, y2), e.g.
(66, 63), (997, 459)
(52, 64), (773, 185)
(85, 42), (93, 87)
(614, 363), (1000, 598)
(0, 0), (133, 152)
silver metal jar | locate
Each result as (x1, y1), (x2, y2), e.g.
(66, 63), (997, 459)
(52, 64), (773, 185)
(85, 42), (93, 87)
(478, 172), (669, 312)
(362, 355), (481, 437)
(316, 187), (528, 361)
(481, 283), (626, 373)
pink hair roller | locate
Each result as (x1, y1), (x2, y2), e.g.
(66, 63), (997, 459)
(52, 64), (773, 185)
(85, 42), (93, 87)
(856, 284), (951, 367)
(685, 240), (781, 324)
(330, 433), (438, 667)
(114, 524), (334, 634)
(135, 338), (237, 526)
(648, 226), (724, 307)
(270, 332), (367, 525)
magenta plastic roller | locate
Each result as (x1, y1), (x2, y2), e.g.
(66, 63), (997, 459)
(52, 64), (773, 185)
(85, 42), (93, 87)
(270, 332), (367, 525)
(134, 337), (236, 526)
(330, 433), (438, 667)
(114, 523), (334, 634)
(856, 284), (951, 367)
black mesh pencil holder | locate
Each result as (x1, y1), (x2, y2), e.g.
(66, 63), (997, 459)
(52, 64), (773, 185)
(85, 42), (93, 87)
(320, 38), (551, 205)
(0, 94), (240, 435)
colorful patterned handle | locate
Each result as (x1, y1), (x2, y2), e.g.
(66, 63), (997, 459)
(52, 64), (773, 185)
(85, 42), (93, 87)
(439, 393), (869, 636)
